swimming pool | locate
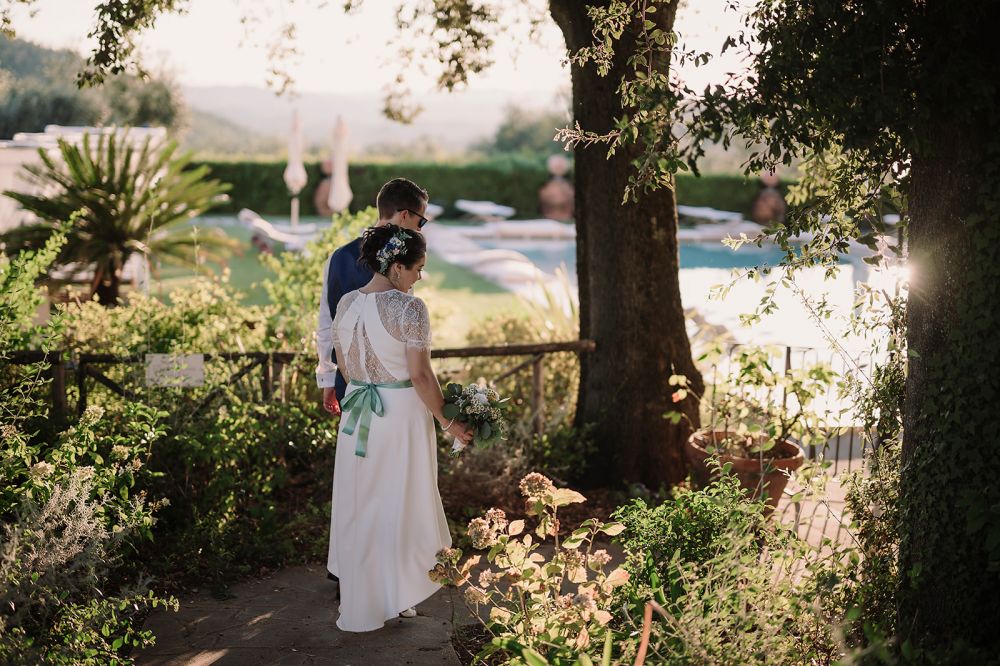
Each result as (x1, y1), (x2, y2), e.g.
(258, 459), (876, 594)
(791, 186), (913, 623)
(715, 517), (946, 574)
(477, 238), (791, 279)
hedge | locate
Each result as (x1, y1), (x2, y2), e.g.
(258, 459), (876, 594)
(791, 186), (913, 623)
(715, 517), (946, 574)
(193, 158), (770, 219)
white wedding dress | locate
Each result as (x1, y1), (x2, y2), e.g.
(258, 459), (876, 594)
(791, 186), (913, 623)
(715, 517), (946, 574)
(327, 289), (451, 632)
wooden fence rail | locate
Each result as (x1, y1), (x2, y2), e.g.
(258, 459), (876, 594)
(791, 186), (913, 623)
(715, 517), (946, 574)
(3, 341), (596, 435)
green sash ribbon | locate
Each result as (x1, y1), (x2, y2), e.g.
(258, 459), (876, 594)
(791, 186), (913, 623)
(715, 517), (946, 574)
(340, 379), (414, 457)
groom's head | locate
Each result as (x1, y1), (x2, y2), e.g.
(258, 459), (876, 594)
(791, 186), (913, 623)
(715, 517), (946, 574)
(376, 178), (429, 233)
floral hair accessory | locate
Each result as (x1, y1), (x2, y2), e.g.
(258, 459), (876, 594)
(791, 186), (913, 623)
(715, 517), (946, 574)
(375, 229), (412, 273)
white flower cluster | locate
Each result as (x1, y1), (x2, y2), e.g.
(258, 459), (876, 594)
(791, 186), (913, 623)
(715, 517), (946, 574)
(455, 384), (503, 422)
(446, 382), (509, 455)
(376, 230), (411, 273)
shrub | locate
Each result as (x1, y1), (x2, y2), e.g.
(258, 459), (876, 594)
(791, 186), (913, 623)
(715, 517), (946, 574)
(1, 235), (176, 665)
(193, 158), (771, 219)
(57, 274), (340, 584)
(441, 472), (854, 665)
(429, 472), (627, 664)
(2, 133), (234, 305)
(611, 475), (777, 608)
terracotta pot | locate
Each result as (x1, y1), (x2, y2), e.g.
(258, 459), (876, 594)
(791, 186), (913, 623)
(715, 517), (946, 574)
(685, 430), (805, 511)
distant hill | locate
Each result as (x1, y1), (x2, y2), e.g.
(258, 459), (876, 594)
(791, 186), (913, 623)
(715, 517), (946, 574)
(0, 36), (80, 79)
(181, 85), (564, 156)
(178, 108), (284, 157)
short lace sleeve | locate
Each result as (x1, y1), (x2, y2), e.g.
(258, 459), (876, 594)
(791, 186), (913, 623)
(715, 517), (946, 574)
(401, 297), (432, 351)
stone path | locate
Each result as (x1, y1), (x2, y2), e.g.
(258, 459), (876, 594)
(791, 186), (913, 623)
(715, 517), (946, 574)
(136, 565), (467, 666)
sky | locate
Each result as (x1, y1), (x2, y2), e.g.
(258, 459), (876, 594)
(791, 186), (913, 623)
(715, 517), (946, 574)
(6, 0), (746, 97)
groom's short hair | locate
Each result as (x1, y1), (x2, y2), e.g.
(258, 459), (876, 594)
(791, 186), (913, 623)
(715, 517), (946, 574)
(376, 178), (428, 220)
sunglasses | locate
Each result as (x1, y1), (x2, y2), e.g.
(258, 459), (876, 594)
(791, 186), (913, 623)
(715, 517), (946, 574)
(398, 208), (429, 228)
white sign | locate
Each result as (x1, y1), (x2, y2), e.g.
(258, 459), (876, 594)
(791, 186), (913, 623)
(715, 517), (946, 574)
(145, 354), (205, 388)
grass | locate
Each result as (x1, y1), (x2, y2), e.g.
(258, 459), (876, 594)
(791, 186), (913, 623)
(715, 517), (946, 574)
(149, 225), (271, 306)
(422, 251), (526, 347)
(143, 220), (526, 346)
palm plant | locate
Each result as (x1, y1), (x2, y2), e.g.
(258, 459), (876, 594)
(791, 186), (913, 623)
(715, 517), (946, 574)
(1, 131), (234, 305)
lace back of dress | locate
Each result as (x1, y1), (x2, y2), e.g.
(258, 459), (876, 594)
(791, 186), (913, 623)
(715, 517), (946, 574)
(340, 292), (395, 383)
(335, 291), (430, 384)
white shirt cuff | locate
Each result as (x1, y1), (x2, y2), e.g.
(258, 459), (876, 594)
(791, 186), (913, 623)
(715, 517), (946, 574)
(316, 371), (339, 389)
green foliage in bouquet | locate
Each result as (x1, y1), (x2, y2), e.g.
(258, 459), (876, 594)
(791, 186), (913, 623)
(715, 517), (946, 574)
(442, 381), (510, 450)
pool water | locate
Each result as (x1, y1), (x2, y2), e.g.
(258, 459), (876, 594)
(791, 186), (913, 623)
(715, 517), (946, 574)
(478, 239), (791, 278)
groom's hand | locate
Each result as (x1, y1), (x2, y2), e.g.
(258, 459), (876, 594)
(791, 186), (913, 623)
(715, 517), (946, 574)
(322, 387), (341, 416)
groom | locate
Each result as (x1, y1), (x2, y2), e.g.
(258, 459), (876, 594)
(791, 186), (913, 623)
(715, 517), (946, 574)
(315, 177), (430, 413)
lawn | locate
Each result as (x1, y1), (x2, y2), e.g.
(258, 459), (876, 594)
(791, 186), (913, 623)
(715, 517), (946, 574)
(145, 221), (526, 346)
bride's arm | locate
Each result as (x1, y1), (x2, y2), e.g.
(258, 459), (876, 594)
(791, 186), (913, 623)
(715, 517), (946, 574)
(407, 348), (472, 444)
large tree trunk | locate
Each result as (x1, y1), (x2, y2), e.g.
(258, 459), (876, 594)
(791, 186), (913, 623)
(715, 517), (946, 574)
(901, 114), (1000, 655)
(550, 1), (702, 490)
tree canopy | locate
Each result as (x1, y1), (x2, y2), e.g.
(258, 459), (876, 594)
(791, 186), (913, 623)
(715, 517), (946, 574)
(0, 35), (184, 138)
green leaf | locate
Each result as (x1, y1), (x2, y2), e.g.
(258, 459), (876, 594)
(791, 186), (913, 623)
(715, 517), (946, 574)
(600, 522), (625, 536)
(442, 403), (460, 420)
(551, 488), (586, 507)
(602, 630), (613, 666)
(520, 648), (550, 666)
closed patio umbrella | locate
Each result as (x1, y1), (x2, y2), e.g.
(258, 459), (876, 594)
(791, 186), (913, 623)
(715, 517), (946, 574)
(327, 115), (353, 214)
(283, 109), (308, 226)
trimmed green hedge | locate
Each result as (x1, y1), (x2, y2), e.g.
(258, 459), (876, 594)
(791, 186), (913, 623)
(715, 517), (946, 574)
(193, 158), (768, 219)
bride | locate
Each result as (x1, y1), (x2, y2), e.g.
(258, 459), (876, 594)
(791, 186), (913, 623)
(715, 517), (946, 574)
(327, 224), (473, 632)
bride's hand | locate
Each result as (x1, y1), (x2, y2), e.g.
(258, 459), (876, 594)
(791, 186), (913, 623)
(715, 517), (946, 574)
(445, 421), (474, 445)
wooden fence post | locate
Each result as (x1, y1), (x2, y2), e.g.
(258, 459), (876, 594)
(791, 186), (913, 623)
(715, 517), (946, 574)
(261, 353), (272, 402)
(77, 357), (87, 416)
(272, 356), (284, 403)
(50, 351), (66, 422)
(532, 354), (545, 438)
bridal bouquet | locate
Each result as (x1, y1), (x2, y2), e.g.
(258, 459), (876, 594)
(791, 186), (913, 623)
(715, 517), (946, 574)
(442, 382), (510, 456)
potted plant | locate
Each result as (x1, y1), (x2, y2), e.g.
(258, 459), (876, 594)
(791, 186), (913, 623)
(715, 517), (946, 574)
(667, 346), (839, 511)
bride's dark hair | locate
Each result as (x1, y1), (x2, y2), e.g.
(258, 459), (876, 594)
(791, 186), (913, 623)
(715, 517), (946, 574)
(359, 224), (426, 275)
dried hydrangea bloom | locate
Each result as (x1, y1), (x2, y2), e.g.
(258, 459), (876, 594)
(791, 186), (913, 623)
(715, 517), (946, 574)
(79, 405), (105, 427)
(428, 563), (450, 585)
(29, 461), (55, 479)
(467, 517), (497, 549)
(435, 547), (461, 564)
(463, 586), (489, 605)
(484, 507), (507, 531)
(519, 472), (555, 498)
(572, 587), (598, 613)
(588, 550), (612, 568)
(563, 549), (585, 569)
(478, 569), (498, 587)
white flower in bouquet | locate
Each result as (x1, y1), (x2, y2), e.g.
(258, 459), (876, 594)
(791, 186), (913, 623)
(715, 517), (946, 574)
(442, 381), (511, 456)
